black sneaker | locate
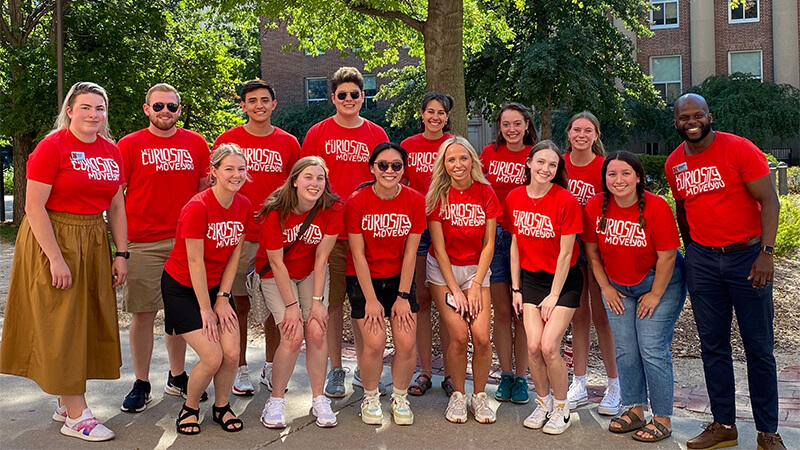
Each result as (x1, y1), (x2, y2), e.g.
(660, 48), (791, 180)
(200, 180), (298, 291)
(164, 371), (208, 402)
(121, 379), (152, 412)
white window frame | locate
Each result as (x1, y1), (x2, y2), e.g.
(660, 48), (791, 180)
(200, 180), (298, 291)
(650, 55), (682, 103)
(650, 0), (679, 29)
(729, 0), (759, 24)
(728, 50), (763, 81)
(362, 74), (377, 109)
(305, 77), (328, 104)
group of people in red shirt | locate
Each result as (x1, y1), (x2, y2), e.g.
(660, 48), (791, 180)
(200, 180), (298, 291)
(0, 68), (786, 449)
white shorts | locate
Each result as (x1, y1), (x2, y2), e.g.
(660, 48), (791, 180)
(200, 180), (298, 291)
(425, 252), (491, 290)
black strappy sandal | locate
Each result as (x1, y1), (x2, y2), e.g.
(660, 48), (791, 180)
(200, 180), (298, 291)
(212, 403), (243, 432)
(176, 403), (201, 435)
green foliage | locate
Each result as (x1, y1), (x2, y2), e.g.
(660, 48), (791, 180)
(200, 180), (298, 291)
(764, 152), (778, 165)
(787, 167), (800, 195)
(637, 155), (669, 194)
(3, 165), (11, 194)
(0, 224), (18, 243)
(776, 195), (800, 257)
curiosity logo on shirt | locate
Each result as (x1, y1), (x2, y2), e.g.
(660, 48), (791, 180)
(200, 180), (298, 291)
(325, 139), (370, 162)
(284, 223), (323, 245)
(488, 161), (525, 185)
(512, 210), (555, 238)
(242, 147), (283, 173)
(362, 214), (413, 238)
(141, 148), (195, 171)
(443, 204), (486, 227)
(408, 152), (436, 173)
(71, 157), (121, 181)
(596, 217), (647, 247)
(568, 179), (595, 206)
(675, 166), (726, 196)
(207, 221), (245, 248)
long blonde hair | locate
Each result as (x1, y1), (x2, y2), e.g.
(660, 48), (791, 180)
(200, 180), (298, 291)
(425, 135), (490, 215)
(208, 143), (248, 186)
(564, 110), (605, 157)
(50, 82), (113, 141)
(257, 156), (341, 222)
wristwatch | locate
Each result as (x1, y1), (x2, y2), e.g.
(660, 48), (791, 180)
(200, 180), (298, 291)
(217, 291), (232, 299)
(761, 245), (775, 255)
(115, 251), (130, 259)
(312, 296), (325, 302)
(397, 291), (410, 300)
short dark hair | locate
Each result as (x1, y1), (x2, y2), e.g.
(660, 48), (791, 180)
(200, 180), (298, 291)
(240, 79), (276, 102)
(331, 67), (364, 93)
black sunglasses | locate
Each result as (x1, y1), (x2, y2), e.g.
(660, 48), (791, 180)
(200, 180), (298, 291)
(376, 161), (403, 172)
(336, 90), (361, 101)
(151, 102), (179, 113)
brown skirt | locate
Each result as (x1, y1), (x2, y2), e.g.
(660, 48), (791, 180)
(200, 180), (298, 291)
(0, 211), (121, 395)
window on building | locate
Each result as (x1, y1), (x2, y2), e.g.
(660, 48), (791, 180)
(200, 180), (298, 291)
(650, 56), (682, 103)
(306, 77), (328, 104)
(729, 50), (763, 80)
(730, 0), (758, 23)
(645, 142), (660, 156)
(362, 74), (377, 109)
(651, 0), (678, 28)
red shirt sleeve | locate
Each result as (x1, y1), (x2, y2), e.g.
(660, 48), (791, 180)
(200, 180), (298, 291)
(735, 137), (770, 183)
(560, 190), (583, 235)
(649, 196), (681, 251)
(411, 190), (427, 233)
(178, 201), (208, 240)
(325, 205), (345, 236)
(344, 192), (365, 235)
(26, 139), (61, 185)
(260, 210), (284, 251)
(482, 184), (503, 220)
(581, 195), (602, 244)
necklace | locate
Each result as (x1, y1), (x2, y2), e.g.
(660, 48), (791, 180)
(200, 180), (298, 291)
(526, 185), (549, 207)
(373, 184), (401, 200)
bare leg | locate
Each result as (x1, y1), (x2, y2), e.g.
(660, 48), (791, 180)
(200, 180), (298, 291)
(469, 287), (493, 392)
(212, 325), (241, 411)
(571, 266), (592, 377)
(327, 303), (344, 368)
(165, 332), (187, 376)
(264, 314), (280, 363)
(305, 319), (328, 397)
(181, 330), (224, 409)
(61, 394), (89, 419)
(414, 255), (433, 376)
(540, 307), (576, 400)
(491, 281), (513, 373)
(523, 304), (550, 398)
(430, 284), (469, 393)
(513, 313), (528, 376)
(129, 311), (157, 381)
(354, 318), (387, 391)
(389, 314), (418, 390)
(234, 295), (250, 366)
(269, 319), (303, 398)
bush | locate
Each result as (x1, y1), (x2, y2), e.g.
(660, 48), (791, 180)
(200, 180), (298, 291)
(776, 195), (800, 257)
(637, 154), (669, 193)
(787, 166), (800, 195)
(2, 165), (10, 194)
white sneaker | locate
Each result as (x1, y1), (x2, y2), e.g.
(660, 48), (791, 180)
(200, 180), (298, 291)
(567, 379), (588, 409)
(360, 393), (383, 425)
(523, 396), (553, 429)
(60, 408), (115, 442)
(260, 362), (273, 391)
(391, 393), (414, 425)
(311, 395), (337, 427)
(542, 403), (571, 435)
(53, 398), (67, 422)
(598, 382), (621, 416)
(261, 397), (287, 429)
(232, 365), (254, 396)
(445, 391), (468, 423)
(469, 392), (496, 424)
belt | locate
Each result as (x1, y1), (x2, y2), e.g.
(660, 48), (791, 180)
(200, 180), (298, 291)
(700, 236), (760, 253)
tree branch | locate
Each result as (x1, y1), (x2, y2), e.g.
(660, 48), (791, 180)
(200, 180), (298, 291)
(343, 0), (424, 34)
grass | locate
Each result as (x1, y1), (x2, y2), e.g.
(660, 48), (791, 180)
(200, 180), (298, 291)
(0, 223), (17, 243)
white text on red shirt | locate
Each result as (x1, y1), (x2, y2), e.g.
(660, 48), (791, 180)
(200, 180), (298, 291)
(141, 148), (195, 171)
(513, 210), (555, 238)
(443, 203), (486, 227)
(568, 179), (596, 206)
(242, 147), (283, 173)
(207, 221), (245, 248)
(71, 157), (121, 181)
(596, 217), (647, 247)
(408, 152), (436, 173)
(361, 213), (412, 238)
(325, 139), (369, 162)
(284, 223), (323, 245)
(675, 166), (726, 196)
(488, 160), (525, 184)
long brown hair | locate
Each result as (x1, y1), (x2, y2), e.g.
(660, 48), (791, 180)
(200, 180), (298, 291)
(598, 151), (647, 232)
(257, 156), (340, 222)
(523, 140), (569, 190)
(494, 102), (538, 149)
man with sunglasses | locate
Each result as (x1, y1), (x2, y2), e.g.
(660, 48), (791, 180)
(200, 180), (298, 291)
(301, 66), (389, 398)
(118, 83), (211, 413)
(213, 80), (300, 397)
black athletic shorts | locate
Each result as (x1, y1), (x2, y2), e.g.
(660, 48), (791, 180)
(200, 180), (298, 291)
(161, 270), (235, 335)
(521, 265), (583, 308)
(347, 274), (420, 319)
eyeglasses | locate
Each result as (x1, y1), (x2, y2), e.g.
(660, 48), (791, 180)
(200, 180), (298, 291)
(336, 90), (361, 101)
(376, 161), (403, 172)
(151, 102), (179, 113)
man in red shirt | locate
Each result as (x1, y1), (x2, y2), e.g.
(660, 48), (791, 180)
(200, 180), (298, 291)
(666, 94), (785, 450)
(213, 80), (300, 396)
(118, 84), (210, 413)
(301, 67), (389, 397)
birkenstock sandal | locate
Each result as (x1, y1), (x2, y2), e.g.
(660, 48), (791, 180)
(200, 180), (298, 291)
(608, 408), (646, 433)
(632, 419), (672, 443)
(409, 373), (433, 396)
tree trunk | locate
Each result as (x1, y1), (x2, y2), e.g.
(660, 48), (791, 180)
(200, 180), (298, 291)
(423, 0), (467, 137)
(540, 98), (553, 140)
(12, 133), (34, 226)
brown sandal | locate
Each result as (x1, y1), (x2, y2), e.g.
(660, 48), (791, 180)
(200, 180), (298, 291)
(608, 408), (646, 434)
(408, 373), (433, 396)
(632, 419), (672, 442)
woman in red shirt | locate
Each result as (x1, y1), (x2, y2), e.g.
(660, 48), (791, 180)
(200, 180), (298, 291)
(480, 102), (538, 404)
(563, 111), (620, 415)
(401, 92), (454, 397)
(427, 136), (501, 424)
(256, 156), (342, 429)
(0, 82), (127, 442)
(161, 144), (251, 435)
(583, 151), (685, 443)
(508, 140), (583, 435)
(346, 142), (426, 425)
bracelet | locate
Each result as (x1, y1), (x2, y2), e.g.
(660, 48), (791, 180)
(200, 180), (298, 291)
(511, 288), (522, 294)
(217, 291), (232, 299)
(397, 291), (410, 300)
(284, 301), (298, 308)
(312, 296), (325, 302)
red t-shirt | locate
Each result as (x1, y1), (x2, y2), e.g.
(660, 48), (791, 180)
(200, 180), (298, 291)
(582, 191), (680, 285)
(505, 185), (582, 274)
(344, 185), (427, 278)
(665, 131), (769, 247)
(213, 125), (300, 242)
(119, 128), (210, 242)
(428, 182), (502, 266)
(565, 153), (605, 207)
(255, 203), (344, 280)
(401, 133), (452, 195)
(480, 143), (530, 228)
(27, 129), (124, 215)
(164, 189), (251, 288)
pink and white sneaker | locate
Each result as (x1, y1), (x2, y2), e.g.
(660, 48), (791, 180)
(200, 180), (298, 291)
(52, 398), (67, 422)
(60, 408), (115, 442)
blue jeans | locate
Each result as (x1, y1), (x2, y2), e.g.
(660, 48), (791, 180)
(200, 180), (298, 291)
(489, 224), (511, 284)
(686, 242), (778, 432)
(604, 252), (686, 417)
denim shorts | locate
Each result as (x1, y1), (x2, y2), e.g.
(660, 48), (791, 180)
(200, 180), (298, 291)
(416, 228), (431, 256)
(575, 234), (588, 267)
(489, 224), (512, 284)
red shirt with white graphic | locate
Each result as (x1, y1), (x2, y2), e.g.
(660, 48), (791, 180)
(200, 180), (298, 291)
(665, 131), (769, 247)
(428, 182), (503, 266)
(164, 188), (250, 288)
(344, 185), (427, 278)
(402, 133), (452, 195)
(480, 143), (531, 229)
(506, 184), (582, 273)
(255, 203), (344, 280)
(582, 191), (680, 285)
(213, 125), (300, 242)
(27, 129), (124, 215)
(565, 153), (605, 207)
(119, 128), (210, 242)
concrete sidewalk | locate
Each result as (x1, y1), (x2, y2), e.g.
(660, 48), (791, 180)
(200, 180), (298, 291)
(1, 331), (798, 449)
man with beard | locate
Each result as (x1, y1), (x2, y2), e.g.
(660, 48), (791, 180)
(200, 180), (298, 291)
(118, 83), (211, 413)
(665, 93), (785, 450)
